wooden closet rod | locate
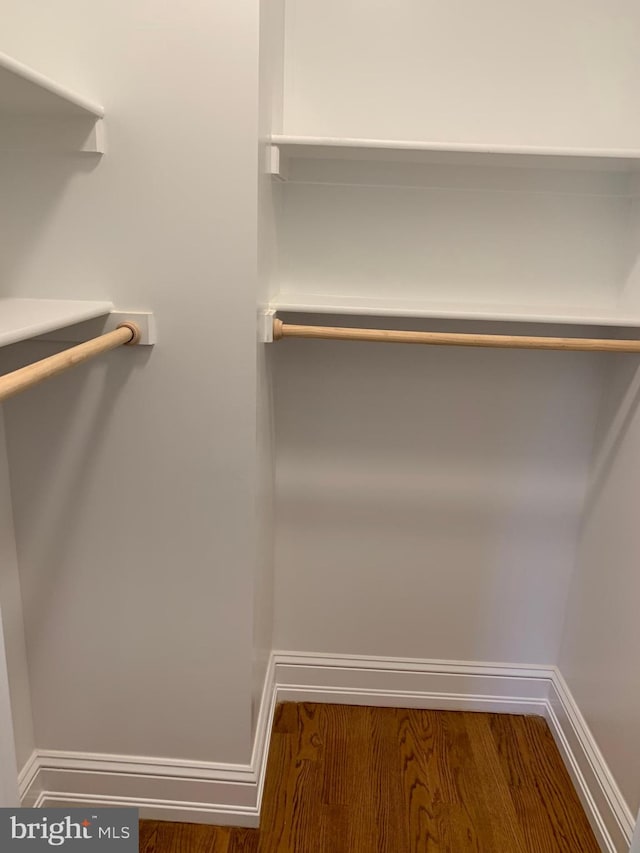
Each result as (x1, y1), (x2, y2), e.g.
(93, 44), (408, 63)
(0, 322), (140, 403)
(272, 319), (640, 353)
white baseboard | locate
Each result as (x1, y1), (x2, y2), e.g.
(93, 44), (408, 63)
(18, 655), (278, 827)
(545, 669), (634, 853)
(274, 651), (552, 715)
(18, 650), (635, 851)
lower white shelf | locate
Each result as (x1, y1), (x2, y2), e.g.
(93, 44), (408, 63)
(0, 51), (105, 154)
(271, 292), (640, 329)
(271, 135), (640, 170)
(0, 298), (113, 348)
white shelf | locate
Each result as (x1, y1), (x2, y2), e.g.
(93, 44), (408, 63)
(271, 138), (640, 333)
(271, 292), (640, 329)
(0, 51), (103, 117)
(0, 51), (104, 153)
(0, 299), (113, 348)
(272, 135), (640, 171)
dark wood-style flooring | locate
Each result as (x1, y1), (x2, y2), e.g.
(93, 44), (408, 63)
(139, 703), (599, 852)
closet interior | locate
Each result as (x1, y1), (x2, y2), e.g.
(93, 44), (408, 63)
(0, 1), (637, 849)
(264, 3), (640, 849)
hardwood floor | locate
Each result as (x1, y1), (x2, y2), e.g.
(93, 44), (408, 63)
(140, 703), (600, 852)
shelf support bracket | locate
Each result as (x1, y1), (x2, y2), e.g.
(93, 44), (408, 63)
(259, 309), (277, 343)
(0, 116), (105, 154)
(266, 145), (288, 181)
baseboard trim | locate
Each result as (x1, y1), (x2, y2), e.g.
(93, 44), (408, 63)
(18, 651), (635, 850)
(274, 651), (552, 716)
(18, 655), (278, 827)
(545, 670), (634, 853)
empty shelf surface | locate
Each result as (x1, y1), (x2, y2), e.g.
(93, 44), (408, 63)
(0, 298), (114, 347)
(271, 292), (640, 328)
(0, 51), (103, 118)
(272, 135), (640, 171)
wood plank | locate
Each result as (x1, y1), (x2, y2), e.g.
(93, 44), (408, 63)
(227, 827), (258, 853)
(318, 804), (350, 853)
(311, 703), (375, 850)
(369, 707), (411, 852)
(140, 705), (600, 853)
(140, 821), (230, 853)
(397, 708), (450, 850)
(259, 703), (322, 853)
(139, 820), (159, 852)
(461, 712), (529, 852)
(489, 713), (601, 852)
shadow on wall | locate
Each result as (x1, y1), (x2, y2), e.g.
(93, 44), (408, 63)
(273, 337), (605, 662)
(0, 149), (101, 296)
(579, 354), (640, 529)
(1, 340), (150, 652)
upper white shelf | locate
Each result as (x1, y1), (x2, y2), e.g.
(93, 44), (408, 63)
(0, 298), (113, 348)
(0, 51), (104, 153)
(271, 292), (640, 329)
(0, 51), (103, 117)
(271, 135), (640, 173)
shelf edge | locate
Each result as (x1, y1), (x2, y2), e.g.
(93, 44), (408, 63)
(272, 134), (640, 161)
(0, 299), (114, 349)
(270, 298), (640, 328)
(0, 50), (104, 118)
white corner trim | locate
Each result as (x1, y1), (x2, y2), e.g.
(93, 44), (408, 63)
(251, 655), (279, 814)
(0, 604), (19, 807)
(18, 656), (277, 827)
(630, 812), (640, 853)
(17, 650), (634, 850)
(545, 669), (635, 853)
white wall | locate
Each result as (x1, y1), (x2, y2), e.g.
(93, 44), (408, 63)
(0, 601), (19, 807)
(274, 332), (604, 663)
(273, 2), (640, 681)
(251, 0), (284, 731)
(0, 0), (268, 766)
(276, 0), (640, 319)
(283, 0), (640, 148)
(1, 0), (637, 828)
(278, 177), (631, 313)
(631, 813), (640, 853)
(273, 0), (640, 829)
(0, 415), (27, 806)
(0, 415), (33, 772)
(559, 354), (640, 815)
